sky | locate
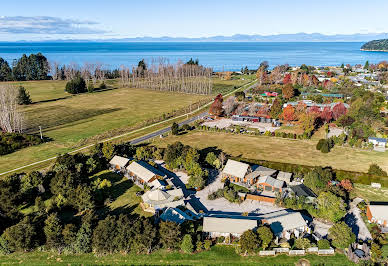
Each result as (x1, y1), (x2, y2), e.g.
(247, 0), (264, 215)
(1, 0), (388, 41)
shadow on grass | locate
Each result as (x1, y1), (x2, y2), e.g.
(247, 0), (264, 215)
(32, 96), (72, 104)
(109, 179), (134, 202)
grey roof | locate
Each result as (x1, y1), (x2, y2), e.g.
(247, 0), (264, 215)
(253, 166), (277, 177)
(160, 207), (192, 224)
(258, 176), (284, 189)
(203, 217), (258, 234)
(141, 188), (184, 206)
(263, 212), (307, 235)
(109, 155), (130, 168)
(126, 161), (165, 182)
(368, 204), (388, 221)
(277, 171), (292, 182)
(223, 159), (250, 179)
(291, 184), (316, 198)
(368, 137), (387, 143)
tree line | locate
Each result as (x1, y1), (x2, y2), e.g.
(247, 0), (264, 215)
(119, 59), (213, 95)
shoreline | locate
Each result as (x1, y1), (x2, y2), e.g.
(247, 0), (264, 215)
(360, 48), (388, 52)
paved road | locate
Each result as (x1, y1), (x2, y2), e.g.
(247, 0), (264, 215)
(130, 111), (208, 145)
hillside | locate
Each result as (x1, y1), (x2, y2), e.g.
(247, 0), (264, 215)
(361, 39), (388, 51)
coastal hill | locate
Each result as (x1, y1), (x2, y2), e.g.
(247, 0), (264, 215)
(361, 39), (388, 51)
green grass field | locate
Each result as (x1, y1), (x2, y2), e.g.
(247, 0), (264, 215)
(0, 246), (353, 265)
(152, 131), (388, 173)
(0, 81), (208, 173)
(353, 183), (388, 202)
(0, 77), (252, 174)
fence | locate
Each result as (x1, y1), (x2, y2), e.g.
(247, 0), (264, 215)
(245, 194), (276, 204)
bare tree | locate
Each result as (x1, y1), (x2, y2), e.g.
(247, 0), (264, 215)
(120, 58), (213, 94)
(0, 85), (24, 133)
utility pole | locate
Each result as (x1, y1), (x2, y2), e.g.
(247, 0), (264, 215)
(39, 126), (43, 140)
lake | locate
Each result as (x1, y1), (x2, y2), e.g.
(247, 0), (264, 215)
(0, 42), (387, 71)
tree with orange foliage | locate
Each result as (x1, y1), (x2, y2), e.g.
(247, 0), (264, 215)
(281, 105), (297, 121)
(282, 83), (294, 99)
(209, 94), (223, 116)
(340, 179), (353, 192)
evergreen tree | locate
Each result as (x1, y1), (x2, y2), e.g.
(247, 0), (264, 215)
(159, 221), (181, 250)
(44, 213), (63, 250)
(73, 222), (92, 253)
(17, 86), (32, 105)
(65, 76), (87, 94)
(364, 60), (370, 70)
(0, 57), (12, 81)
(171, 122), (180, 135)
(180, 234), (194, 253)
(328, 221), (355, 249)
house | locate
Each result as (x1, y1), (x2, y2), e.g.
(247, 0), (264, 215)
(257, 176), (284, 193)
(126, 161), (166, 187)
(141, 188), (184, 213)
(290, 184), (317, 202)
(202, 216), (258, 238)
(276, 171), (293, 184)
(366, 203), (388, 227)
(260, 211), (309, 239)
(160, 207), (193, 224)
(109, 155), (130, 173)
(368, 137), (387, 148)
(222, 159), (251, 183)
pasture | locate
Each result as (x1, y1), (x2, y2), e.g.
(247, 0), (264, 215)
(152, 131), (388, 173)
(0, 77), (251, 174)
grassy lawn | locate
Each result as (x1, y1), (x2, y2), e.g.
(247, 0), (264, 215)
(152, 131), (388, 173)
(0, 246), (354, 265)
(0, 80), (209, 174)
(353, 183), (388, 202)
(212, 75), (255, 95)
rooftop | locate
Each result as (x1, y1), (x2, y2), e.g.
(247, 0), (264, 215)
(223, 159), (250, 179)
(203, 216), (258, 234)
(109, 155), (130, 168)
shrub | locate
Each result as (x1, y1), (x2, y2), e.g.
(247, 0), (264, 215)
(368, 164), (388, 177)
(99, 82), (107, 90)
(87, 82), (94, 93)
(204, 240), (212, 250)
(65, 76), (86, 94)
(316, 139), (326, 151)
(317, 239), (331, 249)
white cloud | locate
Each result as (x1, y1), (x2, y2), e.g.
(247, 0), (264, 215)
(0, 16), (107, 34)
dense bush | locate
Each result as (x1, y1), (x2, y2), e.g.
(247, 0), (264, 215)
(65, 76), (87, 94)
(0, 133), (43, 155)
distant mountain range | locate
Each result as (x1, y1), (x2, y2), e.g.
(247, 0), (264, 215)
(361, 39), (388, 51)
(33, 32), (388, 43)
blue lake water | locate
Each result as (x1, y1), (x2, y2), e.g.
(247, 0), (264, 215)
(0, 42), (387, 71)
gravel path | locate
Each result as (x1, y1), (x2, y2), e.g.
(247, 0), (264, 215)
(345, 197), (372, 241)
